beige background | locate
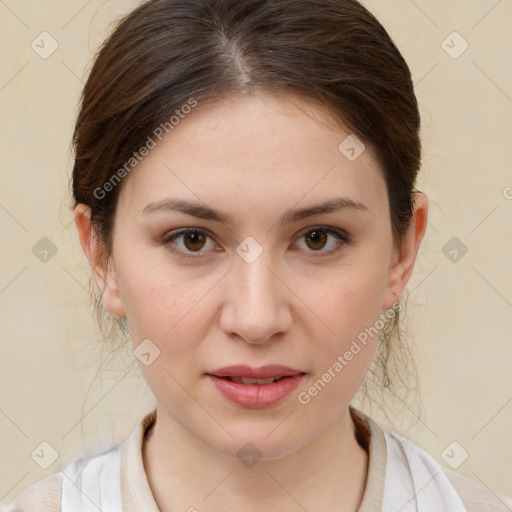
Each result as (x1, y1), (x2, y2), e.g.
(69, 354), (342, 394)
(1, 0), (511, 504)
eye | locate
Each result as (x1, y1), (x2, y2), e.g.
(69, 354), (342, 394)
(161, 226), (351, 260)
(161, 228), (219, 259)
(293, 226), (350, 256)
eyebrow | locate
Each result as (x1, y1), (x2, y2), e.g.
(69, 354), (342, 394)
(142, 196), (368, 225)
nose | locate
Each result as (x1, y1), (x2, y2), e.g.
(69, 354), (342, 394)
(219, 250), (293, 344)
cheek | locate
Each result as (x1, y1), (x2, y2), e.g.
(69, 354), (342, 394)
(288, 272), (388, 444)
(116, 251), (213, 347)
(119, 263), (214, 405)
(299, 257), (390, 387)
(306, 259), (390, 341)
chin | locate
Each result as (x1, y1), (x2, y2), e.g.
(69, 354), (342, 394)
(201, 422), (310, 463)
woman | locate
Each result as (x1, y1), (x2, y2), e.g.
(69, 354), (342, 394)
(4, 0), (511, 511)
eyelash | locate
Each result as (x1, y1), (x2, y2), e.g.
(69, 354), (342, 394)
(160, 226), (351, 260)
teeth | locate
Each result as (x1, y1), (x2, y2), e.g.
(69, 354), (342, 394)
(230, 377), (281, 385)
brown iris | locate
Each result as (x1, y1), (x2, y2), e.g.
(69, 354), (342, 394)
(183, 231), (207, 251)
(304, 229), (328, 250)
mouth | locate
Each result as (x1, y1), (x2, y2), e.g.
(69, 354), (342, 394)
(206, 364), (305, 381)
(205, 365), (306, 408)
(214, 375), (298, 385)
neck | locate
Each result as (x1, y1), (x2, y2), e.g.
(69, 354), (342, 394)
(142, 405), (369, 512)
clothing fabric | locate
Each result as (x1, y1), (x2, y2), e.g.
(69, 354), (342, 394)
(3, 406), (511, 511)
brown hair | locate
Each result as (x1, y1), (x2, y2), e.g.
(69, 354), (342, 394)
(72, 0), (422, 424)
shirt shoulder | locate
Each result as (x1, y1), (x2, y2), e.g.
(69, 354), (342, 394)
(1, 472), (62, 512)
(442, 466), (512, 512)
(2, 410), (157, 512)
(348, 406), (512, 512)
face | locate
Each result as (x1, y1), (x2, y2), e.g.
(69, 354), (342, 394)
(77, 91), (426, 460)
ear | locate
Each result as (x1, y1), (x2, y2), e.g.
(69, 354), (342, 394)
(383, 192), (428, 309)
(73, 204), (126, 318)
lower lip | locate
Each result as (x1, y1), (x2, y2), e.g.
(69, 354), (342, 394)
(207, 374), (305, 408)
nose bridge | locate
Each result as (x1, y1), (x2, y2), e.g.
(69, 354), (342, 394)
(220, 247), (291, 344)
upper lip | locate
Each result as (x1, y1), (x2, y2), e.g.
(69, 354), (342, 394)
(207, 365), (305, 379)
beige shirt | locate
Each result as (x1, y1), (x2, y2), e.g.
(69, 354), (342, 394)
(3, 406), (511, 511)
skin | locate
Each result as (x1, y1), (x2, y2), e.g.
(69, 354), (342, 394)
(74, 91), (427, 512)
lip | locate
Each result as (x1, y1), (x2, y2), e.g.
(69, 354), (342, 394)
(207, 364), (304, 379)
(206, 365), (305, 408)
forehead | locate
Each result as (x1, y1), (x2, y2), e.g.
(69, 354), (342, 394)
(118, 91), (387, 216)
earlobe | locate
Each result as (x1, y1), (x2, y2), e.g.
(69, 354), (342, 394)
(101, 259), (126, 319)
(383, 192), (428, 310)
(73, 204), (126, 318)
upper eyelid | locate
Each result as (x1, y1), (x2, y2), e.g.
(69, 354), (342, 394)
(162, 225), (347, 239)
(162, 227), (218, 244)
(295, 225), (348, 238)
